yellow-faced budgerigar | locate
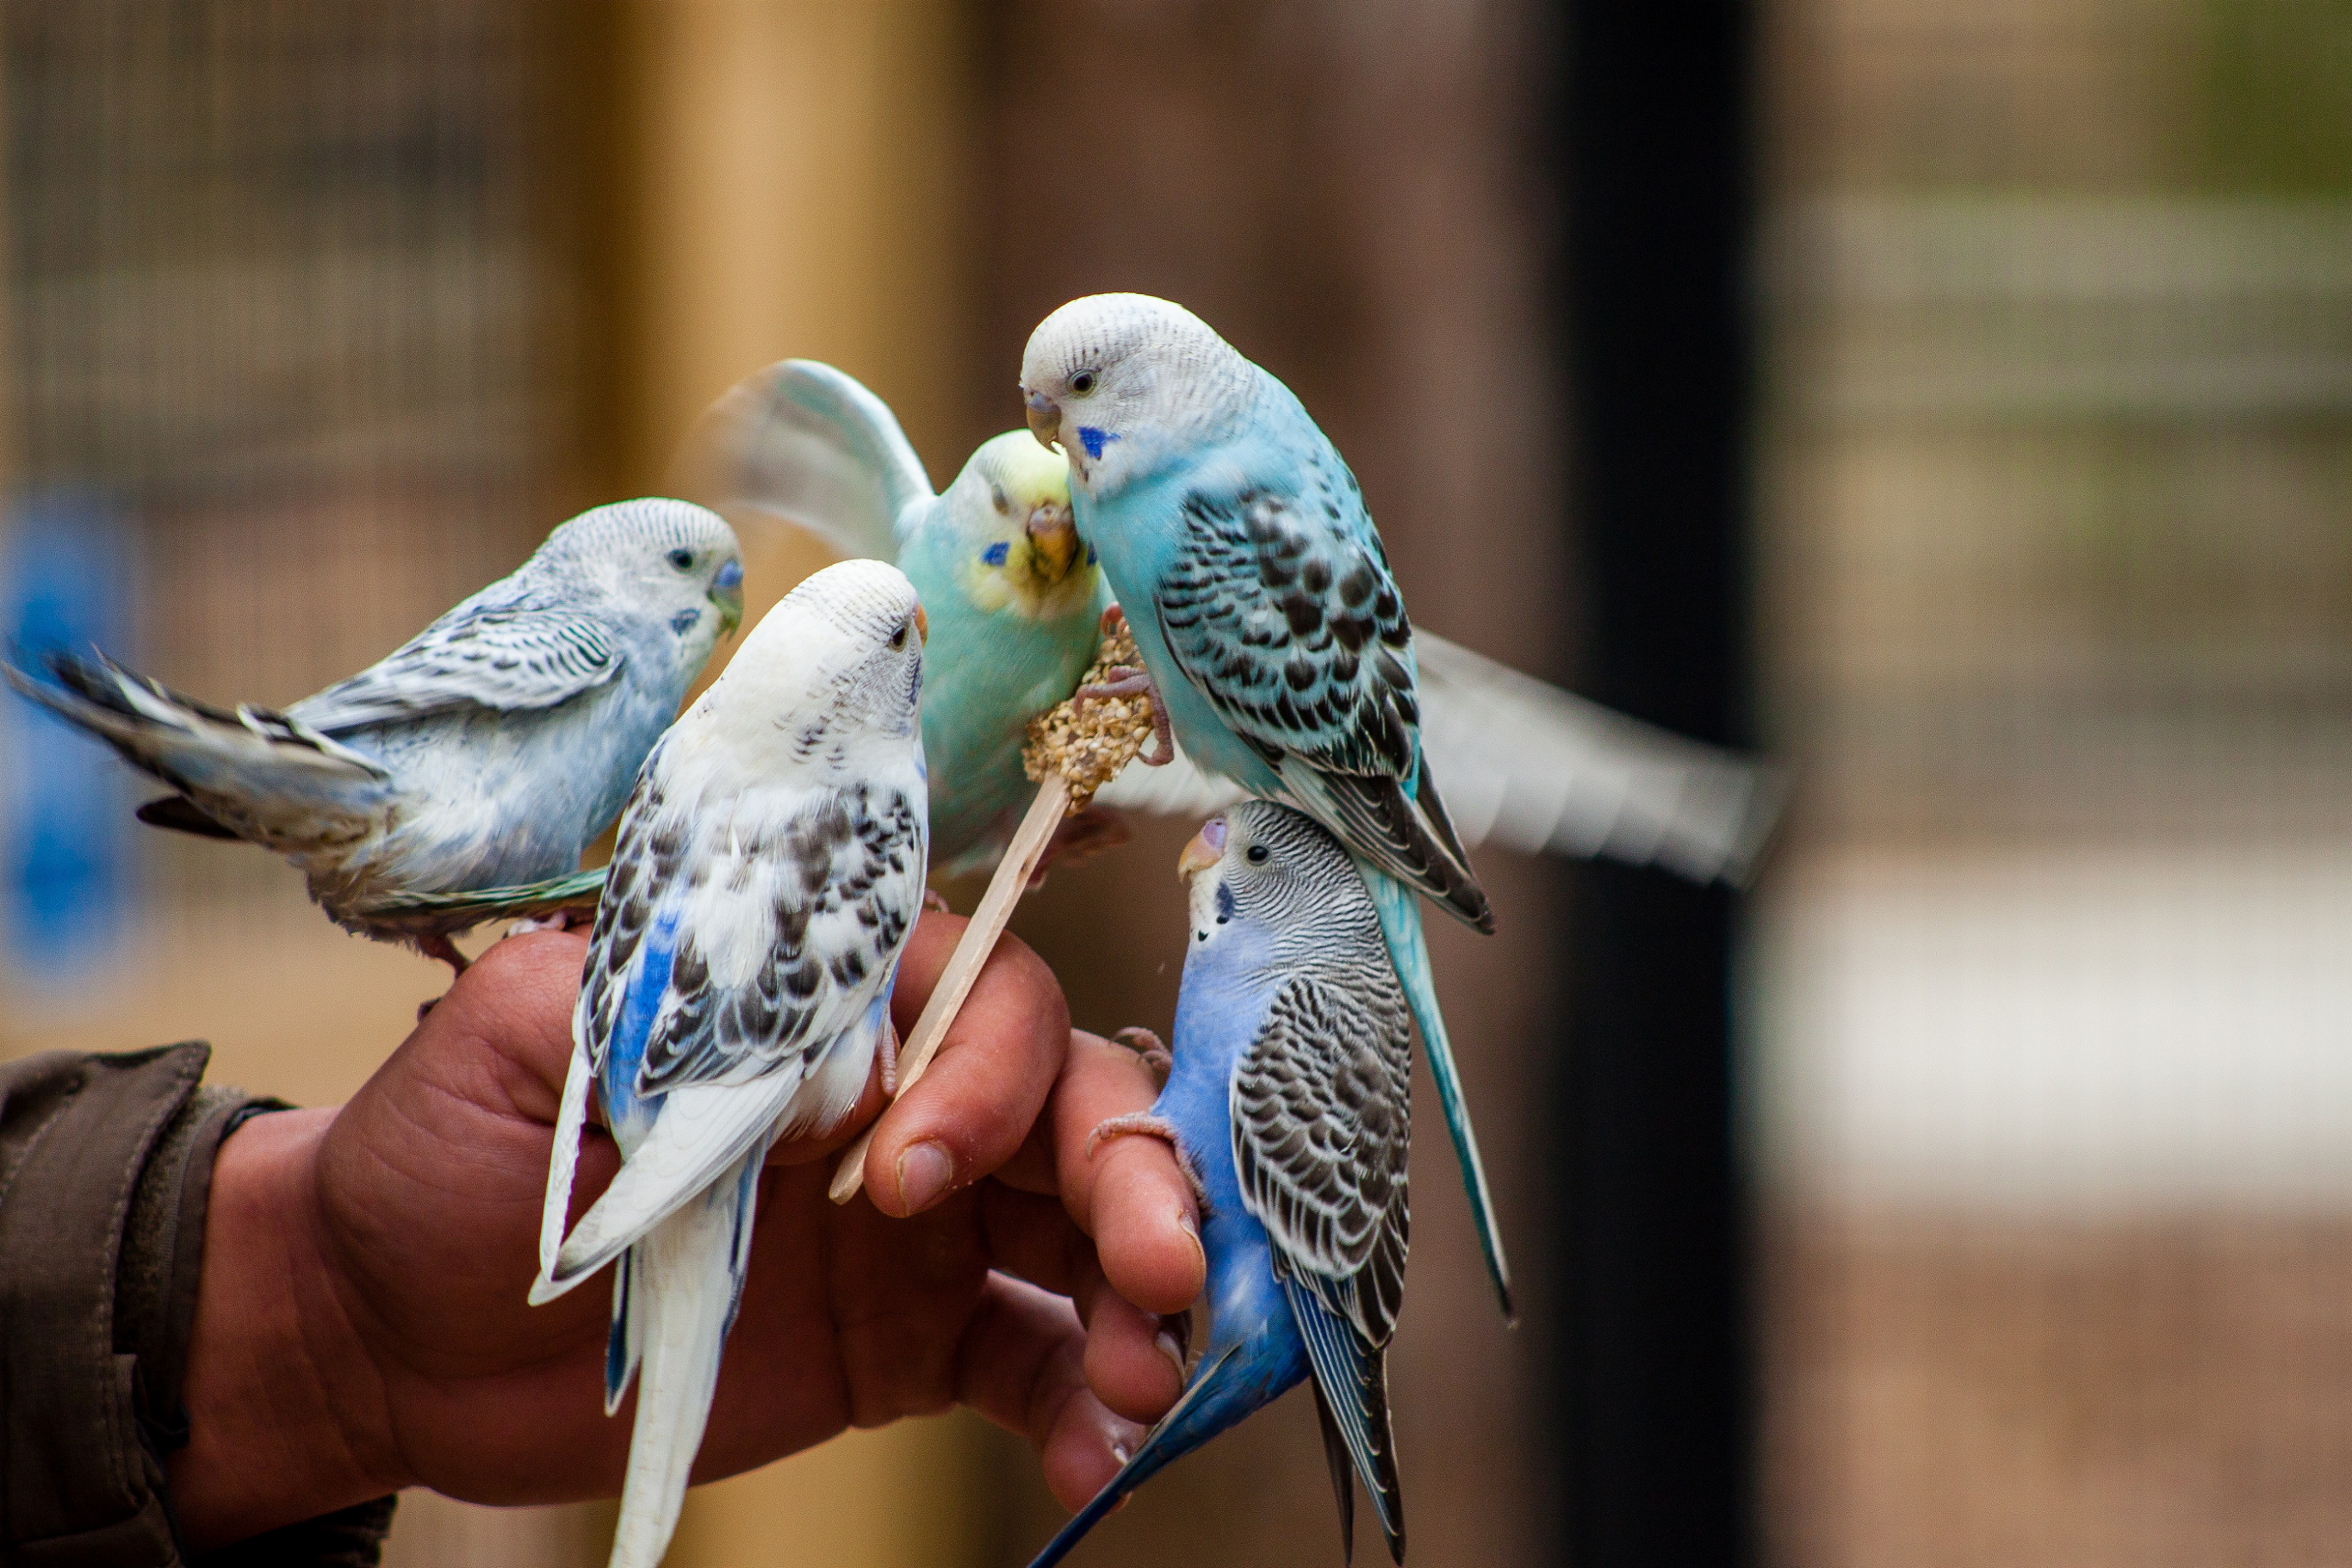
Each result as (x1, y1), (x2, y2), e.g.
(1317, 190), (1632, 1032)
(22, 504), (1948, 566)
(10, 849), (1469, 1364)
(529, 559), (928, 1568)
(1, 500), (742, 970)
(1021, 293), (1522, 1316)
(1032, 803), (1413, 1567)
(681, 359), (1115, 876)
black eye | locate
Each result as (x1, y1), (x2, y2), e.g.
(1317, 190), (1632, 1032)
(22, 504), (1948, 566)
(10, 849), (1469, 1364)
(991, 484), (1010, 514)
(1245, 844), (1269, 864)
(666, 548), (694, 570)
(890, 626), (907, 649)
(1070, 370), (1097, 395)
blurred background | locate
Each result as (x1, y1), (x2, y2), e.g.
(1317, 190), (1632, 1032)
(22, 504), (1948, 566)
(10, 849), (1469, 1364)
(2, 2), (2348, 1566)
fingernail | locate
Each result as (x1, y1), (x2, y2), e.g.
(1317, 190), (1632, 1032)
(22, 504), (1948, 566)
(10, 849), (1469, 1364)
(1111, 1437), (1134, 1466)
(896, 1140), (955, 1212)
(1155, 1327), (1185, 1381)
(1178, 1207), (1204, 1271)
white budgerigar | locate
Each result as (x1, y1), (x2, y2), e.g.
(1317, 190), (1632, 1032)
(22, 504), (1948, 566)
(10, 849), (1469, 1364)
(1, 499), (744, 969)
(528, 559), (929, 1568)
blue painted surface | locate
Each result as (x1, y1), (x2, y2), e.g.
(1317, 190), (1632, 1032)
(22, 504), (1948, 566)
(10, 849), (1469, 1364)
(1, 493), (133, 978)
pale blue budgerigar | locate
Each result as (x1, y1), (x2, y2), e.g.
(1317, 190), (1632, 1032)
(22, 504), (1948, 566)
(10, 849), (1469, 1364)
(1021, 293), (1525, 1316)
(1029, 801), (1413, 1567)
(528, 558), (929, 1568)
(1, 499), (744, 970)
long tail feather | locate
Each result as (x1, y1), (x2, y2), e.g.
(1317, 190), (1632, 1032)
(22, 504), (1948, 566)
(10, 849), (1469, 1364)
(1024, 1345), (1270, 1568)
(1309, 1379), (1358, 1566)
(604, 1145), (764, 1568)
(1361, 865), (1513, 1320)
(4, 649), (387, 846)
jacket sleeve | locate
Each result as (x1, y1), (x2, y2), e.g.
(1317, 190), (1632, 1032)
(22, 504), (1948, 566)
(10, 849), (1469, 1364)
(0, 1044), (394, 1567)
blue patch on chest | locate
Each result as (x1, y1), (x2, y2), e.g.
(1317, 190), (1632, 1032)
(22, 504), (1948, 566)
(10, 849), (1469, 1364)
(1077, 426), (1119, 460)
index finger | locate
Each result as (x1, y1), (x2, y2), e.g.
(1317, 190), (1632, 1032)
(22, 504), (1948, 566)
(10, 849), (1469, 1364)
(854, 911), (1072, 1218)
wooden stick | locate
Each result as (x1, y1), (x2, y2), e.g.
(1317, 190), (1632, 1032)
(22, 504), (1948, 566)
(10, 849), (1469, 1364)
(828, 771), (1072, 1204)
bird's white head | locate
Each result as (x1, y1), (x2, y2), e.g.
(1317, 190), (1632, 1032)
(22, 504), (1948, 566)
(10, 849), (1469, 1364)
(688, 557), (926, 778)
(1019, 293), (1255, 500)
(537, 498), (747, 677)
(937, 432), (1096, 621)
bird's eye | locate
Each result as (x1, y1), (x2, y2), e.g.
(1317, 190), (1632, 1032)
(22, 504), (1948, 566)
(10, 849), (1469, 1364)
(1070, 370), (1097, 395)
(991, 485), (1010, 514)
(666, 548), (694, 570)
(1245, 844), (1270, 865)
(890, 625), (907, 649)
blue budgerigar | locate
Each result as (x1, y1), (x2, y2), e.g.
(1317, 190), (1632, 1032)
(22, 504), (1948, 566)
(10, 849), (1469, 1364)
(1, 499), (744, 970)
(678, 359), (1112, 874)
(529, 558), (929, 1568)
(1021, 293), (1518, 1315)
(1031, 801), (1413, 1567)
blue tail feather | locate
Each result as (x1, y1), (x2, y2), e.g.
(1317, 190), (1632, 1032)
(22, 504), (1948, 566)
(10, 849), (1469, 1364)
(1361, 865), (1513, 1320)
(1025, 1340), (1303, 1568)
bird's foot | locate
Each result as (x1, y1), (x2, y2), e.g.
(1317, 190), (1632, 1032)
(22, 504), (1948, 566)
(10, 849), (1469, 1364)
(921, 886), (951, 914)
(1030, 807), (1134, 888)
(1112, 1025), (1172, 1087)
(1086, 1113), (1207, 1207)
(417, 932), (470, 975)
(1073, 664), (1174, 766)
(1098, 604), (1128, 637)
(416, 996), (440, 1023)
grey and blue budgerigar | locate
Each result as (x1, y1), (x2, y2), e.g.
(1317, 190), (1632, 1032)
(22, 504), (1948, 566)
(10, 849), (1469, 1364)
(1029, 801), (1412, 1567)
(529, 558), (929, 1568)
(1020, 293), (1519, 1315)
(1, 498), (744, 970)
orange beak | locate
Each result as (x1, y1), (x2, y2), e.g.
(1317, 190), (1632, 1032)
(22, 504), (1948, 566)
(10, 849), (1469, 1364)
(1177, 816), (1227, 882)
(912, 602), (929, 644)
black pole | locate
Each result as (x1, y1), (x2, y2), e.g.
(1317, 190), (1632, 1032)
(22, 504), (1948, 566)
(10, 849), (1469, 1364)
(1550, 1), (1756, 1565)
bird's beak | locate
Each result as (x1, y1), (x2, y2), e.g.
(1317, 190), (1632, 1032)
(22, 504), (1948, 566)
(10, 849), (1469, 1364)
(713, 558), (745, 636)
(912, 602), (929, 644)
(1025, 501), (1080, 584)
(1024, 389), (1063, 453)
(1177, 816), (1227, 882)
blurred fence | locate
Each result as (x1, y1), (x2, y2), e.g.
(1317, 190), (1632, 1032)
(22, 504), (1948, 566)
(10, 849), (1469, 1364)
(1753, 0), (2352, 1561)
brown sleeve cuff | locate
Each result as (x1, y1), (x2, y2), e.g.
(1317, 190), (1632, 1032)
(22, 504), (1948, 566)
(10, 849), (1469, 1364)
(0, 1045), (392, 1566)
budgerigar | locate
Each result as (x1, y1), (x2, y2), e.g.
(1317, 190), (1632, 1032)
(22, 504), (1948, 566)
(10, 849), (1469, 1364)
(529, 558), (929, 1568)
(1, 499), (744, 970)
(1021, 293), (1517, 1315)
(1031, 801), (1412, 1567)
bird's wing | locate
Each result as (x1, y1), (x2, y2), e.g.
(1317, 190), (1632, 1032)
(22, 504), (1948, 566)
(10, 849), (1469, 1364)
(288, 588), (623, 732)
(1411, 630), (1786, 887)
(1232, 971), (1413, 1554)
(1230, 973), (1412, 1348)
(536, 764), (924, 1294)
(672, 358), (932, 562)
(1157, 476), (1486, 927)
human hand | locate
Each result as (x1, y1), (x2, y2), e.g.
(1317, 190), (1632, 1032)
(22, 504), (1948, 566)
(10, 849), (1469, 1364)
(165, 916), (1204, 1549)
